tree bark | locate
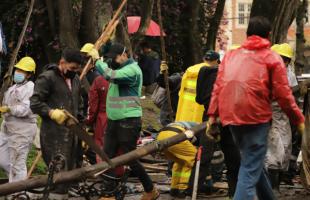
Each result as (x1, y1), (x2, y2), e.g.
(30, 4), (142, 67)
(79, 0), (98, 44)
(131, 0), (155, 51)
(45, 0), (56, 35)
(269, 0), (298, 44)
(295, 0), (308, 74)
(188, 0), (202, 65)
(111, 0), (133, 56)
(57, 0), (79, 48)
(32, 0), (58, 64)
(205, 0), (226, 50)
(136, 0), (154, 35)
(97, 1), (113, 34)
(250, 0), (298, 44)
(0, 123), (207, 195)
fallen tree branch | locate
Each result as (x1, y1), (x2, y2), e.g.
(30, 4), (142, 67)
(79, 0), (127, 81)
(0, 123), (206, 195)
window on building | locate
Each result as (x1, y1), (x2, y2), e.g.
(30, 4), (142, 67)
(238, 2), (251, 25)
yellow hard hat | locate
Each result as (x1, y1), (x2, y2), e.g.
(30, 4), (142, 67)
(80, 43), (95, 53)
(15, 57), (36, 72)
(271, 43), (293, 59)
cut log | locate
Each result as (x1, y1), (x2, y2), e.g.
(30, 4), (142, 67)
(0, 123), (206, 195)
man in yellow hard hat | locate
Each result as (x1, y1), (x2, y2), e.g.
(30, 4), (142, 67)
(0, 57), (38, 186)
(30, 49), (83, 199)
(266, 43), (300, 193)
(81, 43), (95, 54)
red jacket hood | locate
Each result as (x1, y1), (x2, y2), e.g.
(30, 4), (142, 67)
(242, 35), (271, 50)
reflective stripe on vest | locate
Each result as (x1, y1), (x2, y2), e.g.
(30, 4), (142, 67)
(109, 96), (141, 109)
(172, 171), (191, 178)
(186, 80), (196, 88)
(183, 94), (195, 101)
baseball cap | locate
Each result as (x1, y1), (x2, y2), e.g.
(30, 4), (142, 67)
(204, 50), (220, 61)
(105, 43), (126, 59)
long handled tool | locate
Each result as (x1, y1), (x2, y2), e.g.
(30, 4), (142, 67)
(157, 0), (174, 122)
(192, 146), (202, 200)
(27, 150), (42, 178)
(63, 110), (114, 167)
(79, 0), (127, 81)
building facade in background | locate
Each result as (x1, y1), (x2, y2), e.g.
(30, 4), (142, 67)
(222, 0), (310, 50)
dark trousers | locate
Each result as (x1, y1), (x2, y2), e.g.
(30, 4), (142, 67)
(191, 112), (240, 197)
(187, 131), (215, 192)
(220, 126), (240, 197)
(104, 117), (154, 192)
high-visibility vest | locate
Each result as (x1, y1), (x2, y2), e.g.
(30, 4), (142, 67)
(175, 63), (207, 123)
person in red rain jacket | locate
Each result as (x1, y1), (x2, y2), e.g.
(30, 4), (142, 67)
(207, 16), (305, 200)
(85, 76), (109, 155)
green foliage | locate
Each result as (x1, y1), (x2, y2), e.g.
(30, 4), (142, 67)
(26, 146), (47, 176)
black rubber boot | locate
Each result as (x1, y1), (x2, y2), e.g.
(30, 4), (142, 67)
(268, 168), (280, 192)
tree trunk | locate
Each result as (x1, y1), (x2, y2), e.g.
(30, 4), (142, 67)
(188, 0), (202, 65)
(97, 1), (113, 34)
(136, 0), (154, 35)
(250, 0), (277, 20)
(32, 0), (59, 64)
(45, 0), (56, 35)
(111, 0), (133, 56)
(79, 0), (98, 44)
(250, 0), (298, 44)
(269, 0), (298, 43)
(205, 0), (226, 50)
(115, 20), (133, 56)
(57, 0), (79, 48)
(131, 0), (155, 51)
(295, 0), (308, 74)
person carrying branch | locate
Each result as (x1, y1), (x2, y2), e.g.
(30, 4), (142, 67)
(87, 43), (159, 200)
(0, 57), (37, 184)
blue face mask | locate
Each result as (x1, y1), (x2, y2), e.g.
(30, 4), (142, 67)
(13, 72), (25, 84)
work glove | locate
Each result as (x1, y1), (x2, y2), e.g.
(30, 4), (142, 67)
(205, 117), (221, 142)
(49, 109), (68, 125)
(160, 61), (168, 74)
(0, 106), (9, 113)
(297, 123), (305, 135)
(87, 48), (100, 61)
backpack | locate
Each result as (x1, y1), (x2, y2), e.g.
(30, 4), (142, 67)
(151, 84), (167, 108)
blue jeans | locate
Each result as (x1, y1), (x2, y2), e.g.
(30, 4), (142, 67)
(229, 123), (276, 200)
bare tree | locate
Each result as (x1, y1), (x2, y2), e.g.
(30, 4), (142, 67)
(205, 0), (226, 50)
(79, 0), (99, 44)
(187, 0), (202, 64)
(250, 0), (299, 44)
(295, 0), (309, 73)
(58, 0), (79, 48)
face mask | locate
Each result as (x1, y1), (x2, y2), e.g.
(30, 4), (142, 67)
(64, 70), (76, 79)
(13, 72), (25, 84)
(111, 59), (120, 69)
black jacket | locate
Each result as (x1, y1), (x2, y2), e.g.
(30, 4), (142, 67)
(195, 66), (218, 111)
(139, 51), (160, 86)
(30, 64), (83, 168)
